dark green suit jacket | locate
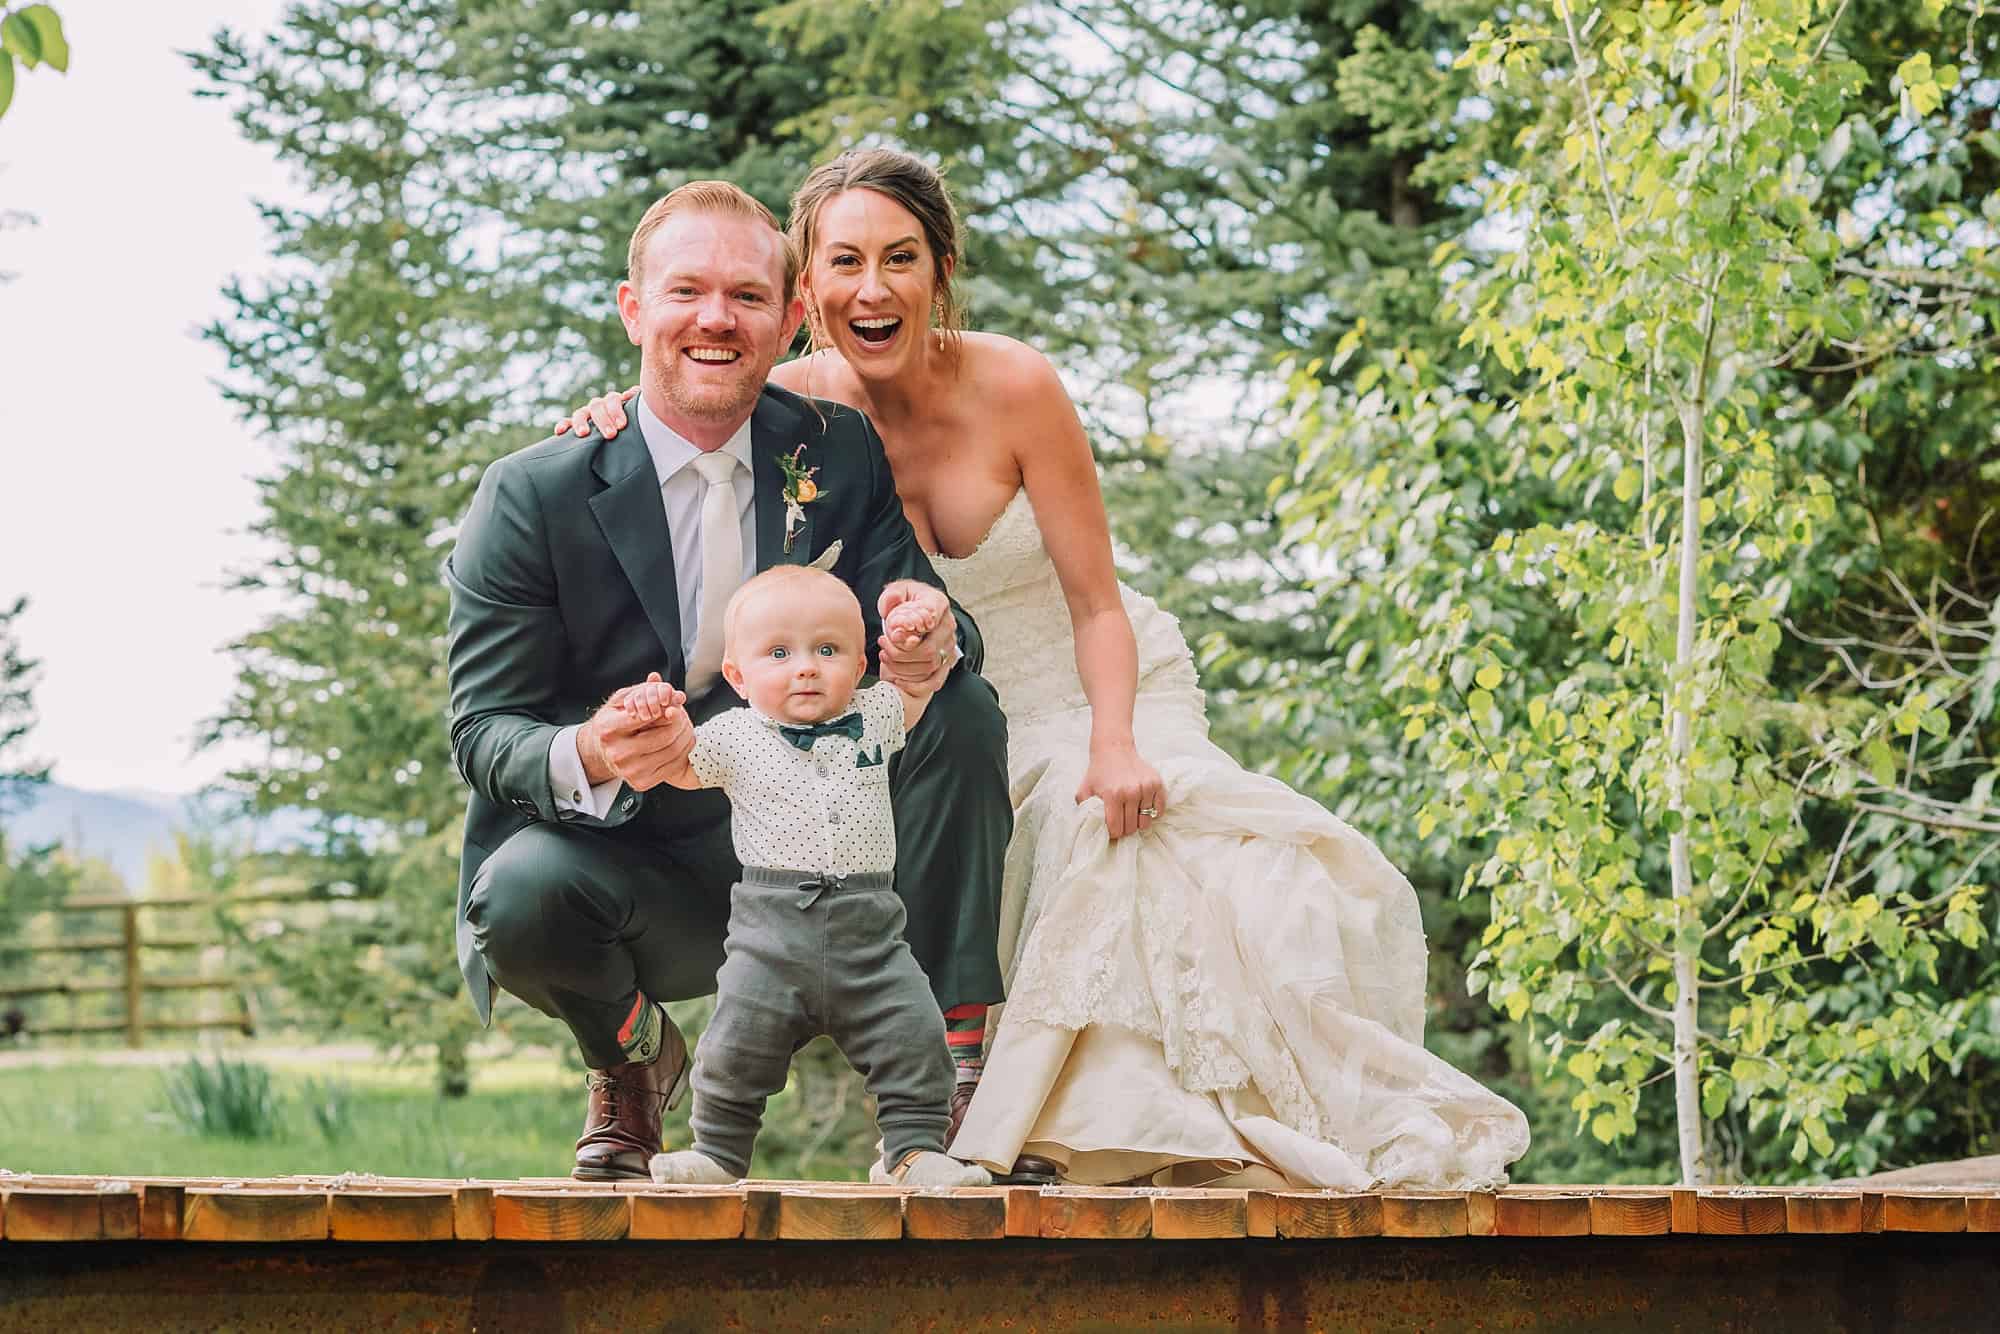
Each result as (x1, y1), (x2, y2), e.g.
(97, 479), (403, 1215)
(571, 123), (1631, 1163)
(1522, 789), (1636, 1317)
(444, 384), (981, 1021)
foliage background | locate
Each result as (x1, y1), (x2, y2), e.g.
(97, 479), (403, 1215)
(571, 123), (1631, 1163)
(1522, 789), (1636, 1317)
(8, 0), (1981, 1183)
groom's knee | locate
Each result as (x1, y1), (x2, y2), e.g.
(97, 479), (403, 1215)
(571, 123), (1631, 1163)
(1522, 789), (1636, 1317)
(467, 825), (607, 982)
(905, 670), (1007, 771)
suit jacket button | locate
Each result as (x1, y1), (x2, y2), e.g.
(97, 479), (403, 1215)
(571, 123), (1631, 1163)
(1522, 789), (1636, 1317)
(621, 796), (636, 812)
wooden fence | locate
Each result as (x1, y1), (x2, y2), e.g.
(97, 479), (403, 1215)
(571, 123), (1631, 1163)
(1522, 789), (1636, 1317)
(0, 890), (307, 1046)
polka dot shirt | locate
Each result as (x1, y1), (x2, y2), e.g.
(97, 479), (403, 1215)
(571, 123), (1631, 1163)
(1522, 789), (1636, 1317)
(688, 681), (908, 876)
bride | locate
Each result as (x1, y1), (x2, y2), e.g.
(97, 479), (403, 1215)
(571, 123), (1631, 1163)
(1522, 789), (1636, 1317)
(562, 147), (1528, 1189)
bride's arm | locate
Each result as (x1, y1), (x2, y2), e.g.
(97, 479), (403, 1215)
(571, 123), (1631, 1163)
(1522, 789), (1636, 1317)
(1006, 346), (1168, 840)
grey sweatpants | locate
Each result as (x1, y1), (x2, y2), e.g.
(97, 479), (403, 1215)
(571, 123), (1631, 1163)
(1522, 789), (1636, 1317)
(689, 866), (955, 1178)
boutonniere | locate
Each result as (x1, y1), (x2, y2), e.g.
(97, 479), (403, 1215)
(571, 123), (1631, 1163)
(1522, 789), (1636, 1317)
(776, 444), (826, 553)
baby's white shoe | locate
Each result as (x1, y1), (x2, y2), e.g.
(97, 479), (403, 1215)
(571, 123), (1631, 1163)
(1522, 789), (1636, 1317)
(893, 1151), (992, 1188)
(648, 1150), (736, 1185)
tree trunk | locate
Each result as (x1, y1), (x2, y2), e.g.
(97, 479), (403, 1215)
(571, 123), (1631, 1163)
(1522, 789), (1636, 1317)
(436, 1030), (471, 1099)
(1669, 399), (1711, 1187)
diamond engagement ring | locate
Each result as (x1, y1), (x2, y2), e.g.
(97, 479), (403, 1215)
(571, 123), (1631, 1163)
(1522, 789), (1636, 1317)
(1139, 806), (1160, 818)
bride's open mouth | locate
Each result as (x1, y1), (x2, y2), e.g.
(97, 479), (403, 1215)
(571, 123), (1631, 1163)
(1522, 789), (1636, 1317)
(851, 317), (901, 347)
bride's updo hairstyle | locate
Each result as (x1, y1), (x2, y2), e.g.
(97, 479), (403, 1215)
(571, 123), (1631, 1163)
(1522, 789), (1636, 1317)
(788, 147), (966, 366)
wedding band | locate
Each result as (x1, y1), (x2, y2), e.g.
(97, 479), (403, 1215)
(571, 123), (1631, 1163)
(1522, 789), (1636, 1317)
(1139, 806), (1159, 818)
(938, 648), (948, 665)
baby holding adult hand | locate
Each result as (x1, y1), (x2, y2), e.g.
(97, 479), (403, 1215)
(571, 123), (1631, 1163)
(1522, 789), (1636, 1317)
(629, 565), (988, 1189)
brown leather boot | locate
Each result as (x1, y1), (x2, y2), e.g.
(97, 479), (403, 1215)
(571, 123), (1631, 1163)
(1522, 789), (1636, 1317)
(947, 1081), (1061, 1185)
(572, 1012), (691, 1181)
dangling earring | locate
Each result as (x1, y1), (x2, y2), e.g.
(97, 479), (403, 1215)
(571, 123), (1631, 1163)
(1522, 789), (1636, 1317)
(931, 290), (948, 334)
(807, 302), (828, 353)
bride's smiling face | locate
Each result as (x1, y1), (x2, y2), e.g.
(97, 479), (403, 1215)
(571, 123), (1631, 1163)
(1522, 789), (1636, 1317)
(806, 189), (953, 380)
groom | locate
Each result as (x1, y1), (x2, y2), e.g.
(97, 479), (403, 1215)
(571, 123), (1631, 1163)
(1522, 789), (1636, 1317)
(444, 181), (1009, 1179)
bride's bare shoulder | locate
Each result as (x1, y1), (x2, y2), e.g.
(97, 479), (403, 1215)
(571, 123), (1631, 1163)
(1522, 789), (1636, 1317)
(960, 332), (1068, 403)
(770, 350), (859, 402)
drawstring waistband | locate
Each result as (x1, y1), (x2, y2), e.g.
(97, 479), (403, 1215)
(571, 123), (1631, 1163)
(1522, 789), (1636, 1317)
(741, 864), (895, 909)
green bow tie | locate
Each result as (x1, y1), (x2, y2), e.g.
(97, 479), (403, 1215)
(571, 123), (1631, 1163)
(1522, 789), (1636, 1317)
(778, 711), (864, 752)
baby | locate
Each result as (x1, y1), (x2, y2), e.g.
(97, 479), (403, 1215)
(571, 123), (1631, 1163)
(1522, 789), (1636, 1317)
(622, 565), (989, 1189)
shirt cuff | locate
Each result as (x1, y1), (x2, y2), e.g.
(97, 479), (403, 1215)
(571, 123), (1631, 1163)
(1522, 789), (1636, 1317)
(550, 725), (622, 820)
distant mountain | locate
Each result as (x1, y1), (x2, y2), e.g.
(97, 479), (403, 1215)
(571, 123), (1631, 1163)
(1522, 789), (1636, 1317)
(1, 783), (318, 886)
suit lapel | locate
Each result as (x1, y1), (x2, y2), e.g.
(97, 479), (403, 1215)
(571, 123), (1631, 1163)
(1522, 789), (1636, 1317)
(587, 424), (685, 681)
(752, 392), (813, 569)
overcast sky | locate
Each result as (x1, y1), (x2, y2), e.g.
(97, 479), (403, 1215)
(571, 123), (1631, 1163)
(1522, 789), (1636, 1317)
(1, 2), (292, 795)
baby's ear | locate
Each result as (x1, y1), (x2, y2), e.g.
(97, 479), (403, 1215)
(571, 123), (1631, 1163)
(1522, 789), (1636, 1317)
(721, 656), (748, 698)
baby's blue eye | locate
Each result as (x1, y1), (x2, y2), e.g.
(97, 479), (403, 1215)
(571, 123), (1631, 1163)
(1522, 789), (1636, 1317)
(816, 644), (836, 657)
(770, 646), (788, 660)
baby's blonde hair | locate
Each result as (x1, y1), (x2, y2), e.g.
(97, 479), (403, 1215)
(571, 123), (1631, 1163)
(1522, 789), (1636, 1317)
(722, 565), (863, 655)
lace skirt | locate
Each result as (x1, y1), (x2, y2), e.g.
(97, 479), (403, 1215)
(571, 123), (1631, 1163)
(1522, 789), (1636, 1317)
(953, 652), (1530, 1189)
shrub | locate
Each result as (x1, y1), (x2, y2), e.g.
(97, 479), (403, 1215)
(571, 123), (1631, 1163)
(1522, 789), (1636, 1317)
(160, 1055), (282, 1140)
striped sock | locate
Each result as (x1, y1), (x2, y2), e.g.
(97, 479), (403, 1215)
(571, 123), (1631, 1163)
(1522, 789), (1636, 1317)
(943, 1003), (986, 1086)
(616, 992), (662, 1066)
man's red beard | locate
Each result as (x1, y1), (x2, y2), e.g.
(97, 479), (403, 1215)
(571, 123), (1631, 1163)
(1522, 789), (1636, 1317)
(653, 341), (762, 423)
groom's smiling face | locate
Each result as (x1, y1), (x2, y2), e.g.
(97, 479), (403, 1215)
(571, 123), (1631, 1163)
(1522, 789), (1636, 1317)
(618, 210), (804, 448)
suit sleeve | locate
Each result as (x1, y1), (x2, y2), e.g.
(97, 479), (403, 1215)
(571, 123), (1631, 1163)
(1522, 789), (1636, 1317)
(842, 410), (987, 675)
(444, 456), (629, 827)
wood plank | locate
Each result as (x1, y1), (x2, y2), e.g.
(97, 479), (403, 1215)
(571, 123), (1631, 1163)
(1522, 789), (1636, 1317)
(630, 1189), (747, 1241)
(139, 1184), (185, 1240)
(492, 1190), (627, 1242)
(2, 1190), (101, 1241)
(1383, 1194), (1469, 1238)
(1882, 1194), (1967, 1233)
(742, 1188), (783, 1241)
(1274, 1193), (1382, 1239)
(182, 1189), (329, 1243)
(1490, 1193), (1585, 1237)
(1786, 1194), (1864, 1234)
(1003, 1186), (1041, 1238)
(328, 1191), (455, 1242)
(1586, 1193), (1670, 1236)
(903, 1192), (1008, 1241)
(777, 1191), (902, 1241)
(1966, 1196), (2000, 1232)
(1669, 1188), (1698, 1233)
(1245, 1190), (1276, 1239)
(1039, 1190), (1151, 1240)
(1695, 1193), (1787, 1236)
(100, 1190), (140, 1241)
(1465, 1192), (1497, 1237)
(1861, 1191), (1885, 1233)
(1151, 1193), (1247, 1239)
(453, 1186), (494, 1241)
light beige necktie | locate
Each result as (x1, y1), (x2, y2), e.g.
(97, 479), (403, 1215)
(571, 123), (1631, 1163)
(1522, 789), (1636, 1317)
(684, 450), (743, 695)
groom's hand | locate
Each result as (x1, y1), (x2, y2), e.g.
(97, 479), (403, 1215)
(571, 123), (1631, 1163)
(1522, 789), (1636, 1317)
(578, 672), (695, 791)
(878, 581), (956, 693)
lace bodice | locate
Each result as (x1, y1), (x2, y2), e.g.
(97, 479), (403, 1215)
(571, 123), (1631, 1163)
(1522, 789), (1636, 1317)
(934, 489), (1201, 724)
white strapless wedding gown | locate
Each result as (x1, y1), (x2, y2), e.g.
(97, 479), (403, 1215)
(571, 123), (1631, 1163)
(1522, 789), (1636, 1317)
(940, 489), (1529, 1189)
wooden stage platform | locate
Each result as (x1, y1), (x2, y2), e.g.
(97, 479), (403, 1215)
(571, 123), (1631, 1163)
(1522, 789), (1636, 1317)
(2, 1175), (1997, 1330)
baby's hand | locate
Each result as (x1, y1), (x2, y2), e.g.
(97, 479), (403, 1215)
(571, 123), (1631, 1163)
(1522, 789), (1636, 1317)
(882, 599), (938, 654)
(615, 674), (687, 727)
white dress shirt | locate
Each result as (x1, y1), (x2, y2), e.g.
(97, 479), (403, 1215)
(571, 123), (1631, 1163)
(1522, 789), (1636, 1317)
(687, 682), (909, 875)
(548, 400), (756, 818)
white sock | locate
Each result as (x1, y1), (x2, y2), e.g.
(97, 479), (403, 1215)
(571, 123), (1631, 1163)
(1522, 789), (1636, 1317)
(895, 1151), (992, 1188)
(648, 1150), (736, 1185)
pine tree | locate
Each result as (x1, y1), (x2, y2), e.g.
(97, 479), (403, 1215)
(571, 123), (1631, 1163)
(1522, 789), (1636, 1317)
(0, 596), (68, 973)
(193, 0), (849, 1092)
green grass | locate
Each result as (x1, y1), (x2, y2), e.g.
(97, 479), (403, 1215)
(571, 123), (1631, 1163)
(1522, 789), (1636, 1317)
(0, 1043), (880, 1181)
